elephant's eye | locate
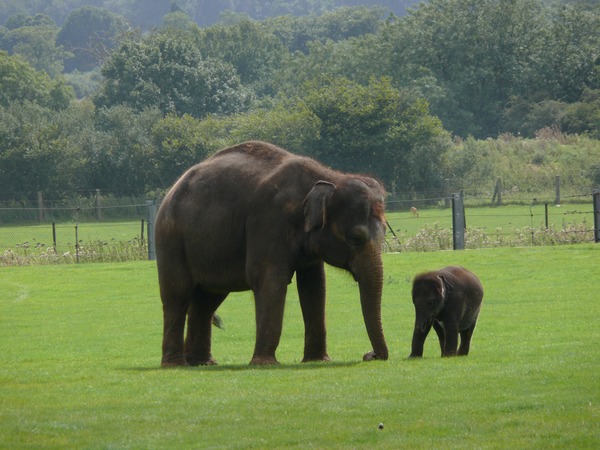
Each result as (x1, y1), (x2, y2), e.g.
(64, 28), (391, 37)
(347, 235), (363, 246)
(347, 226), (369, 246)
(346, 231), (367, 246)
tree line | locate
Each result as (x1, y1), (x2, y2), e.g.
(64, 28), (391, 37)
(1, 0), (599, 203)
(0, 0), (421, 29)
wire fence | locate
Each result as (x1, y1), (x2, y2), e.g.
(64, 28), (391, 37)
(0, 204), (148, 265)
(383, 191), (597, 252)
(0, 191), (598, 265)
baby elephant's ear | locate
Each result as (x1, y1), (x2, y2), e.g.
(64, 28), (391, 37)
(303, 181), (336, 232)
(438, 275), (454, 291)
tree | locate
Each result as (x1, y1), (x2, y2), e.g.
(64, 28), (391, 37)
(0, 51), (73, 110)
(1, 13), (69, 77)
(387, 0), (549, 138)
(150, 113), (212, 187)
(266, 6), (386, 54)
(535, 3), (600, 102)
(562, 89), (600, 138)
(94, 29), (252, 117)
(4, 13), (55, 30)
(57, 6), (130, 72)
(196, 19), (288, 95)
(0, 101), (87, 200)
(196, 100), (321, 155)
(301, 77), (451, 191)
(90, 105), (162, 194)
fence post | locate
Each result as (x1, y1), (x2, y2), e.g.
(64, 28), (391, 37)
(37, 191), (44, 222)
(146, 200), (157, 260)
(52, 222), (57, 252)
(492, 178), (502, 206)
(95, 189), (103, 221)
(593, 189), (600, 243)
(452, 190), (465, 250)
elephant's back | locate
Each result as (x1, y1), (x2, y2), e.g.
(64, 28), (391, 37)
(211, 141), (292, 166)
(156, 141), (298, 245)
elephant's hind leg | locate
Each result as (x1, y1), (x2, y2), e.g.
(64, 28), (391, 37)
(184, 290), (228, 365)
(457, 322), (477, 356)
(161, 297), (191, 367)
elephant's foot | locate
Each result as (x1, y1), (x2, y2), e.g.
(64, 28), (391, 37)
(249, 355), (279, 365)
(408, 354), (423, 359)
(161, 354), (187, 367)
(161, 359), (187, 368)
(362, 351), (387, 361)
(302, 354), (331, 363)
(186, 356), (218, 366)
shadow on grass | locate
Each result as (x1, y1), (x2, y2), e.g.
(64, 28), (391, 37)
(120, 360), (370, 372)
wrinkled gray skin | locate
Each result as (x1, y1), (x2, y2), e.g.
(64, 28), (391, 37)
(410, 266), (483, 357)
(156, 141), (389, 366)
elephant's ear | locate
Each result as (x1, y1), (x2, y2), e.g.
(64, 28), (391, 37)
(303, 181), (336, 232)
(438, 275), (454, 303)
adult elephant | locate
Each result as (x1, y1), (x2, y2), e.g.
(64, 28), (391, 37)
(156, 141), (389, 366)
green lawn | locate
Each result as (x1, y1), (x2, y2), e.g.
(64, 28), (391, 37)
(1, 245), (598, 448)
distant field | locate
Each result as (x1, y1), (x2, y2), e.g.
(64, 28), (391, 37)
(0, 201), (595, 265)
(386, 201), (594, 250)
(0, 221), (147, 264)
(1, 245), (598, 448)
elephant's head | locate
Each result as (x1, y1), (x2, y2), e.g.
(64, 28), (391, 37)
(412, 274), (449, 332)
(303, 178), (388, 360)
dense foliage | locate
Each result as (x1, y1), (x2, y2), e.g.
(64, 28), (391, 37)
(0, 1), (599, 203)
(0, 0), (421, 28)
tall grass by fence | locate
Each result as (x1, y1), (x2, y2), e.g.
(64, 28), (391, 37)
(0, 191), (598, 266)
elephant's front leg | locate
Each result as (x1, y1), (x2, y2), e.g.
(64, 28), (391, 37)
(432, 320), (446, 357)
(409, 320), (432, 358)
(297, 263), (330, 362)
(250, 274), (288, 365)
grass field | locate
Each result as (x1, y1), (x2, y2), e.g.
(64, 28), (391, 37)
(1, 245), (598, 448)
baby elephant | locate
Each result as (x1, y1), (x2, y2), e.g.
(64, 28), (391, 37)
(410, 266), (483, 357)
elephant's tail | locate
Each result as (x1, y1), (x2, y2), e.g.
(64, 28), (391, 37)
(212, 314), (224, 329)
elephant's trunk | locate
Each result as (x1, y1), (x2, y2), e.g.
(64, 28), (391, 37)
(354, 244), (388, 361)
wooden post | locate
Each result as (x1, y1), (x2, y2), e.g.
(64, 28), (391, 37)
(452, 190), (465, 250)
(593, 189), (600, 243)
(491, 178), (502, 206)
(146, 200), (157, 260)
(95, 189), (103, 221)
(52, 222), (57, 252)
(37, 191), (44, 222)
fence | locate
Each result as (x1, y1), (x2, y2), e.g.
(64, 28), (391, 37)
(1, 191), (598, 265)
(384, 190), (599, 252)
(0, 203), (149, 265)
